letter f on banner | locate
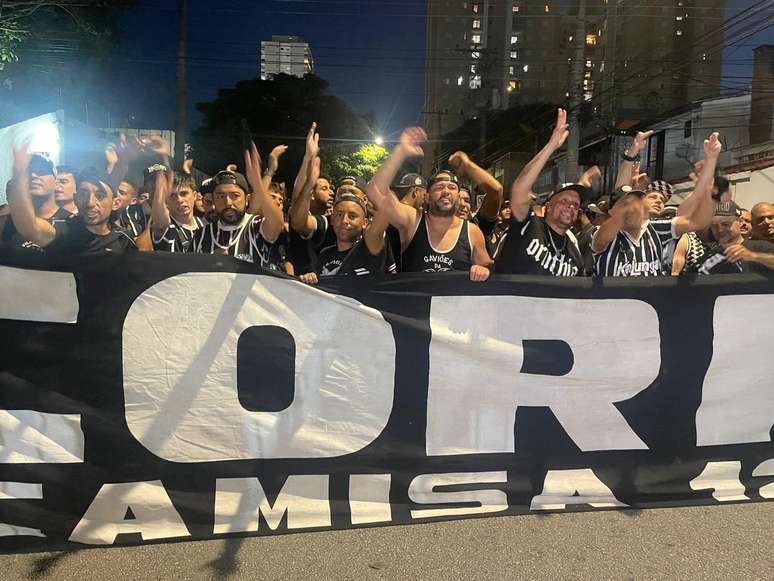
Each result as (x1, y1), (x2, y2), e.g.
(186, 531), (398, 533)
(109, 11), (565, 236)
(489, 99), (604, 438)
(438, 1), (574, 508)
(426, 297), (660, 455)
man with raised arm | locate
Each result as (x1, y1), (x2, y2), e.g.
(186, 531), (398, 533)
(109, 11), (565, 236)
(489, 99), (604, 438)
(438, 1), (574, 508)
(591, 133), (722, 277)
(366, 128), (493, 282)
(494, 109), (588, 276)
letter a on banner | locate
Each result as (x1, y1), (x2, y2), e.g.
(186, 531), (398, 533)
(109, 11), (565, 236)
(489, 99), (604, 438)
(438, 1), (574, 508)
(123, 274), (396, 462)
(426, 296), (660, 455)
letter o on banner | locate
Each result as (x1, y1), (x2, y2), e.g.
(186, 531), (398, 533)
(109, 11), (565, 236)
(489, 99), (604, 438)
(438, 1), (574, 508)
(123, 274), (396, 462)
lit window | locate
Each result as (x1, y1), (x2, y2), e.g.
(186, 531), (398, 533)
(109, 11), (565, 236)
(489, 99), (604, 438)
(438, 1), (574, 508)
(512, 2), (520, 12)
(585, 59), (592, 68)
(511, 35), (518, 44)
(508, 80), (518, 92)
(470, 64), (478, 73)
(509, 66), (515, 75)
(472, 34), (481, 44)
(472, 3), (480, 13)
(544, 4), (550, 12)
(584, 92), (593, 101)
(701, 53), (707, 61)
(676, 15), (683, 21)
(568, 35), (573, 42)
(585, 33), (598, 46)
(473, 19), (481, 29)
(676, 29), (683, 36)
(472, 51), (481, 59)
(457, 76), (464, 86)
(470, 75), (482, 89)
(444, 78), (450, 85)
(523, 64), (529, 72)
(510, 51), (518, 59)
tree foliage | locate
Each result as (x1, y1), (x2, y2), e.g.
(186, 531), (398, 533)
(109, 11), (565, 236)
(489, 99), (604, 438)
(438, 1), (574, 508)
(323, 143), (388, 186)
(194, 74), (374, 182)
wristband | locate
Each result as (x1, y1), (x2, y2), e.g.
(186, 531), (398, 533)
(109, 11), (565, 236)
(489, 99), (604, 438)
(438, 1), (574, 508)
(622, 152), (639, 163)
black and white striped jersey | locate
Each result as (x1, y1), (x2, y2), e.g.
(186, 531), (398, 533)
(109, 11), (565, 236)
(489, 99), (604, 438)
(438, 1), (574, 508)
(152, 215), (206, 253)
(192, 214), (283, 271)
(593, 219), (677, 277)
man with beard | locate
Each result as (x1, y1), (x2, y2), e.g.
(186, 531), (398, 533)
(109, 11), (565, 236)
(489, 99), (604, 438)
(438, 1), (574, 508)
(740, 208), (753, 239)
(150, 173), (206, 253)
(685, 201), (774, 274)
(494, 109), (589, 276)
(54, 166), (78, 216)
(750, 202), (774, 243)
(592, 133), (722, 277)
(7, 147), (137, 255)
(367, 128), (493, 282)
(192, 143), (284, 270)
(298, 188), (396, 284)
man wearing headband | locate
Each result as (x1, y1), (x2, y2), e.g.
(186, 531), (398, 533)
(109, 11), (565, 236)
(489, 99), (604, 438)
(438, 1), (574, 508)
(366, 128), (493, 282)
(2, 153), (71, 248)
(299, 192), (396, 284)
(494, 109), (587, 276)
(592, 133), (722, 277)
(191, 143), (285, 270)
(7, 148), (137, 254)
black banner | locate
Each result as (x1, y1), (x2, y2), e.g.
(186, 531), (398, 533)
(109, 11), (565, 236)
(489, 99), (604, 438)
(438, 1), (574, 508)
(0, 250), (773, 551)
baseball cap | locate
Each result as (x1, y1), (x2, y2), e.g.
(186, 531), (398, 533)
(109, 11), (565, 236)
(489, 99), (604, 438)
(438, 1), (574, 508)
(199, 177), (214, 196)
(340, 175), (358, 186)
(427, 170), (460, 189)
(645, 180), (674, 202)
(77, 167), (114, 196)
(548, 183), (593, 204)
(587, 195), (611, 216)
(713, 201), (741, 218)
(28, 154), (55, 177)
(610, 185), (646, 206)
(211, 170), (249, 193)
(394, 173), (427, 191)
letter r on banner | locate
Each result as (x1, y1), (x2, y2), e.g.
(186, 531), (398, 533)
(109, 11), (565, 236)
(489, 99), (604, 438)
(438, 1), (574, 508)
(123, 274), (396, 462)
(426, 297), (660, 455)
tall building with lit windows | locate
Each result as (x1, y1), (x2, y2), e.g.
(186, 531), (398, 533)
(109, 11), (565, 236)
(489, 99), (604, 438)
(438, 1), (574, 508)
(260, 36), (314, 80)
(423, 0), (725, 141)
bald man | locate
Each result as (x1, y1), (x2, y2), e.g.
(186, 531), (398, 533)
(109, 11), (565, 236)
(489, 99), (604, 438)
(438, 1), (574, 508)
(751, 202), (774, 243)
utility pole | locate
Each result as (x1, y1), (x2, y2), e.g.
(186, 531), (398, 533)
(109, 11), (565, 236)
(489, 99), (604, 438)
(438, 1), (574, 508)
(174, 0), (188, 165)
(565, 0), (586, 183)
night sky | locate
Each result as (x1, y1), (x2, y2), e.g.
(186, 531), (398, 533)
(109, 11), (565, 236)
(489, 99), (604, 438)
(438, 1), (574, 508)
(108, 0), (426, 138)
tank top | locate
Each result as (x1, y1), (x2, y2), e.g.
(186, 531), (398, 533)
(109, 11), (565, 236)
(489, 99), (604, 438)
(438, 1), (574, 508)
(401, 214), (472, 273)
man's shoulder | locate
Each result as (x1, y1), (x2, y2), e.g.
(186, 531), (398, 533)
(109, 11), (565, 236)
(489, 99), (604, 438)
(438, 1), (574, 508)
(744, 239), (774, 253)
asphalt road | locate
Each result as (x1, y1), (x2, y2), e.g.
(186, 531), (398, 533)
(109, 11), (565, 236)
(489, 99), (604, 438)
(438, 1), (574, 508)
(1, 503), (773, 580)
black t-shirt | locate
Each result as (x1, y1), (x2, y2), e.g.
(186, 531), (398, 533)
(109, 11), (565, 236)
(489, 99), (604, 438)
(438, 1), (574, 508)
(494, 213), (584, 276)
(317, 237), (397, 278)
(47, 216), (137, 256)
(288, 214), (336, 275)
(192, 214), (284, 271)
(152, 215), (206, 253)
(401, 214), (472, 273)
(386, 225), (403, 273)
(2, 206), (73, 250)
(690, 239), (774, 275)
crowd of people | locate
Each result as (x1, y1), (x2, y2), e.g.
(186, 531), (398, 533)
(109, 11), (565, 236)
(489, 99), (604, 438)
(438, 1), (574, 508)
(2, 108), (774, 282)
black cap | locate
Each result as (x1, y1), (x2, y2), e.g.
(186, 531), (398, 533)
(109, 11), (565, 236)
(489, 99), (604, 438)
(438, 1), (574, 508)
(587, 195), (611, 215)
(714, 201), (741, 218)
(548, 183), (594, 204)
(610, 185), (646, 207)
(394, 173), (427, 191)
(199, 177), (214, 195)
(427, 170), (460, 189)
(77, 167), (114, 196)
(212, 170), (249, 193)
(29, 154), (55, 177)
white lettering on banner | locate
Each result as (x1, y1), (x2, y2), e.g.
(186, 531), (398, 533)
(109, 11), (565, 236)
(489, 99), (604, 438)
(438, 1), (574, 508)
(752, 459), (774, 499)
(0, 410), (84, 464)
(0, 482), (44, 538)
(0, 266), (79, 323)
(349, 474), (392, 525)
(689, 461), (749, 502)
(123, 274), (396, 462)
(213, 475), (331, 533)
(530, 469), (628, 510)
(69, 481), (191, 545)
(426, 297), (660, 455)
(408, 472), (508, 519)
(696, 295), (774, 446)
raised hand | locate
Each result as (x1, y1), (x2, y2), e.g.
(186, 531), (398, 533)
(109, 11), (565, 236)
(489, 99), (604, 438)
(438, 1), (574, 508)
(579, 165), (602, 187)
(398, 127), (427, 158)
(268, 144), (288, 175)
(448, 151), (471, 175)
(142, 133), (171, 157)
(704, 132), (722, 159)
(182, 158), (194, 175)
(12, 143), (31, 178)
(104, 143), (119, 171)
(308, 156), (321, 185)
(243, 141), (263, 191)
(628, 130), (654, 157)
(548, 108), (570, 150)
(305, 122), (320, 160)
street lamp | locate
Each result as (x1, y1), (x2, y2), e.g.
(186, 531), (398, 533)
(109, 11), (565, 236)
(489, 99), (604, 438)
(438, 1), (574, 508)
(375, 136), (384, 146)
